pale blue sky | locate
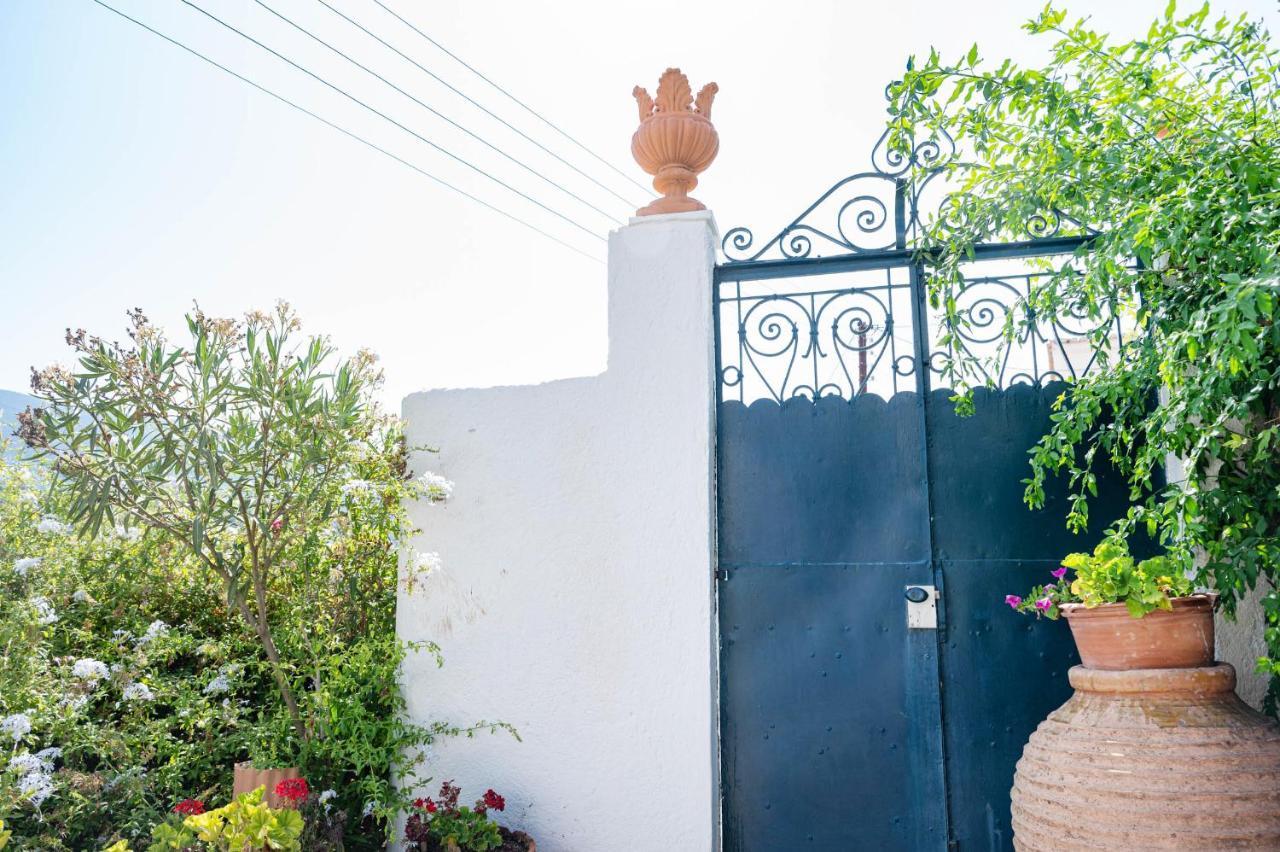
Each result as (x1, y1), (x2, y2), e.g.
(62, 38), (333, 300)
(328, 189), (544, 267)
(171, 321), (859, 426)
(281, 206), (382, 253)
(3, 0), (1276, 404)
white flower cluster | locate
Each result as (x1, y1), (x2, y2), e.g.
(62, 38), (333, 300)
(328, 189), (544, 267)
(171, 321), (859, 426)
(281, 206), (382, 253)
(412, 551), (443, 578)
(319, 788), (338, 813)
(36, 517), (70, 536)
(1, 712), (32, 742)
(341, 479), (373, 498)
(418, 471), (455, 503)
(10, 747), (59, 808)
(29, 597), (57, 626)
(122, 682), (154, 702)
(136, 620), (169, 646)
(58, 694), (88, 713)
(72, 589), (92, 603)
(72, 658), (110, 683)
(203, 673), (231, 696)
(12, 557), (40, 577)
(112, 524), (143, 542)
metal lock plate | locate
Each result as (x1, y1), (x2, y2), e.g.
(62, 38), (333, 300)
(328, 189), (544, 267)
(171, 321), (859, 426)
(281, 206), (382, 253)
(905, 585), (938, 629)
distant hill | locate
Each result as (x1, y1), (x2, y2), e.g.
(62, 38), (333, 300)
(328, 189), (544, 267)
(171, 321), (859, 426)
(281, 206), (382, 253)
(0, 389), (39, 450)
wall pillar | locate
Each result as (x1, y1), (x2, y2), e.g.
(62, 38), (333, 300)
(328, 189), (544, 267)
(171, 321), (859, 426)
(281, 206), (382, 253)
(399, 211), (720, 851)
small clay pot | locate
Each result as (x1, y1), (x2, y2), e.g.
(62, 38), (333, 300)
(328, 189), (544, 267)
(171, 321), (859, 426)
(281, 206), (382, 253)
(1060, 594), (1213, 670)
(232, 762), (301, 808)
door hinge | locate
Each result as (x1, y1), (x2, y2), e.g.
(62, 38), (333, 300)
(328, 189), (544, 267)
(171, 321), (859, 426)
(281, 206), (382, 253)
(715, 567), (729, 582)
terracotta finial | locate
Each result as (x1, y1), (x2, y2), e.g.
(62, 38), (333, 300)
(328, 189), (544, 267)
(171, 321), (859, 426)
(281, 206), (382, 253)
(630, 68), (719, 216)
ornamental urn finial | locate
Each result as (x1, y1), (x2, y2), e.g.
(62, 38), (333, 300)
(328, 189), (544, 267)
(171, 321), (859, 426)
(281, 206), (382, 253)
(630, 68), (719, 216)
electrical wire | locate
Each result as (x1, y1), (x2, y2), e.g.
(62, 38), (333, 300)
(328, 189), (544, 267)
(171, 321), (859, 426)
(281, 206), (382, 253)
(254, 0), (623, 226)
(178, 0), (605, 243)
(313, 0), (645, 211)
(88, 0), (603, 264)
(368, 0), (655, 199)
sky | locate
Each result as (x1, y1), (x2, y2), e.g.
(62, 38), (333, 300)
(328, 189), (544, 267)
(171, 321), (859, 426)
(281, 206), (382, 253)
(2, 0), (1277, 407)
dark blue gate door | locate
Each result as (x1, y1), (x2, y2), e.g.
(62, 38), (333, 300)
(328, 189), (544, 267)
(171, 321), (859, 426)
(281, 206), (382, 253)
(718, 392), (948, 850)
(713, 131), (1137, 850)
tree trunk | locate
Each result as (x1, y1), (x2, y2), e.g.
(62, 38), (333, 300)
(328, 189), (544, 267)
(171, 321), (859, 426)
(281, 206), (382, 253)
(234, 597), (307, 741)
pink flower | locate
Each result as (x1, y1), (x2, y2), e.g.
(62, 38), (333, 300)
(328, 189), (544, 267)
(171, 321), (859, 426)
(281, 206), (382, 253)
(270, 517), (284, 533)
(1005, 595), (1022, 609)
(1051, 565), (1068, 580)
(1035, 597), (1053, 612)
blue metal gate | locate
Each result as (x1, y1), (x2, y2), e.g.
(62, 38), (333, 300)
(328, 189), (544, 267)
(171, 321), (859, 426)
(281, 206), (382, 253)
(715, 129), (1137, 851)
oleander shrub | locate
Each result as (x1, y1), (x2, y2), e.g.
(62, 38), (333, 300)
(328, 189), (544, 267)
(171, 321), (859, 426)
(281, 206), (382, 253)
(2, 305), (502, 848)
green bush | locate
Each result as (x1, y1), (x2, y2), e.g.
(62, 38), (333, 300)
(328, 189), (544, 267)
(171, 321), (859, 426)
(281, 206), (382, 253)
(2, 305), (507, 847)
(886, 4), (1280, 708)
(0, 457), (262, 847)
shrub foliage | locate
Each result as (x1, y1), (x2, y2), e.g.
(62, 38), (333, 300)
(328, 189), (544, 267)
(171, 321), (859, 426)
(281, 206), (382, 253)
(887, 3), (1280, 708)
(2, 305), (488, 847)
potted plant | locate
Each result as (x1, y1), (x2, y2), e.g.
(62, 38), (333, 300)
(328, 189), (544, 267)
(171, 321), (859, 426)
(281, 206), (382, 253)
(1005, 540), (1213, 669)
(1004, 539), (1280, 849)
(147, 787), (304, 851)
(403, 781), (534, 852)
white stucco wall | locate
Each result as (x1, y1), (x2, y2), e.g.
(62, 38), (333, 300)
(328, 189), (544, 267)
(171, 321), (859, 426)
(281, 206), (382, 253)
(398, 211), (719, 851)
(1165, 452), (1270, 709)
(1217, 581), (1271, 710)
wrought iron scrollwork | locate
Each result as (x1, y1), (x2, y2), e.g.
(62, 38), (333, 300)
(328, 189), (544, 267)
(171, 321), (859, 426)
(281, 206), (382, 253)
(715, 100), (1121, 405)
(719, 271), (915, 403)
(929, 273), (1125, 389)
(720, 126), (956, 263)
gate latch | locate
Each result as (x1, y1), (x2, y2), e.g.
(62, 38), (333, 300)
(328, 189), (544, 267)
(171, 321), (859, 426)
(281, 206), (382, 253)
(904, 585), (938, 629)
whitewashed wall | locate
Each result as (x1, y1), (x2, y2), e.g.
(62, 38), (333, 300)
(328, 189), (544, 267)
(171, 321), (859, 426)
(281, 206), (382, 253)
(399, 212), (719, 852)
(1165, 452), (1270, 708)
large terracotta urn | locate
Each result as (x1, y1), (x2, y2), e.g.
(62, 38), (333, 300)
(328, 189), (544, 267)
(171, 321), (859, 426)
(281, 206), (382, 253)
(1011, 598), (1280, 849)
(630, 68), (718, 217)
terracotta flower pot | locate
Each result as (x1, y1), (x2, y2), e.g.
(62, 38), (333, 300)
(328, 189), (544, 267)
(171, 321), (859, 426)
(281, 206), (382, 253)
(1060, 594), (1214, 670)
(630, 68), (719, 217)
(232, 762), (300, 808)
(1011, 664), (1280, 849)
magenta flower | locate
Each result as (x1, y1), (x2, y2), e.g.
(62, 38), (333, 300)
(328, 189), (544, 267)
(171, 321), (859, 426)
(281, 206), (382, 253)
(1005, 595), (1022, 608)
(1035, 597), (1053, 612)
(1051, 565), (1068, 580)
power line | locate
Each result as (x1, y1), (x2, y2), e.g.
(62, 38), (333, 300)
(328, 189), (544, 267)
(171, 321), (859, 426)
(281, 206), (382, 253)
(313, 0), (645, 211)
(178, 0), (605, 243)
(88, 0), (602, 264)
(368, 0), (655, 200)
(253, 0), (623, 226)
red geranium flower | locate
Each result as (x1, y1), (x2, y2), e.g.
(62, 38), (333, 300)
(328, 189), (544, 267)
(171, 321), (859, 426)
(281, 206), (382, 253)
(274, 777), (310, 804)
(482, 789), (505, 812)
(173, 798), (206, 816)
(413, 797), (438, 813)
